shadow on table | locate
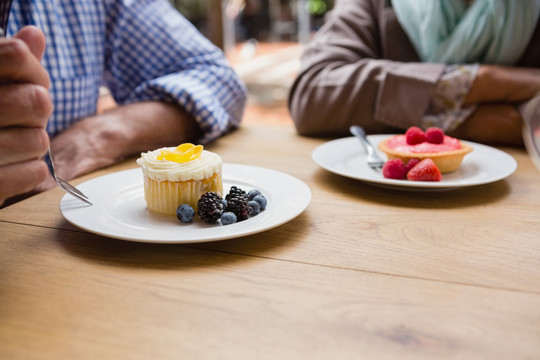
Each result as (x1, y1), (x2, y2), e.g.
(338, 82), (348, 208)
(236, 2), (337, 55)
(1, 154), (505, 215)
(54, 214), (309, 269)
(313, 168), (511, 209)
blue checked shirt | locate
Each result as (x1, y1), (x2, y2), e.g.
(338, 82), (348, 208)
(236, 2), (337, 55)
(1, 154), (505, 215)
(6, 0), (247, 144)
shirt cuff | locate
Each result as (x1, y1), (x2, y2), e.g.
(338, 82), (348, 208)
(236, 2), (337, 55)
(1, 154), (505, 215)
(124, 70), (247, 144)
(422, 64), (479, 131)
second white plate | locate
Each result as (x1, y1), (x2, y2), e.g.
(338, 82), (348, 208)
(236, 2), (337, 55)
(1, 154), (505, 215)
(60, 164), (311, 243)
(312, 135), (517, 191)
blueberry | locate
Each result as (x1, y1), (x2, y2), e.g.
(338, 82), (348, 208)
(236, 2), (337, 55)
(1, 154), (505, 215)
(248, 200), (260, 215)
(247, 189), (262, 201)
(221, 198), (228, 208)
(252, 194), (267, 210)
(221, 212), (237, 225)
(176, 204), (195, 223)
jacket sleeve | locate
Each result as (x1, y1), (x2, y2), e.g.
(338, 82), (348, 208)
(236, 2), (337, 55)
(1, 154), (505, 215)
(288, 0), (444, 137)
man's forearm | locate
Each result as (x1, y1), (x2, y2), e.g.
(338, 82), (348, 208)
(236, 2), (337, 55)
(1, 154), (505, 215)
(49, 101), (201, 181)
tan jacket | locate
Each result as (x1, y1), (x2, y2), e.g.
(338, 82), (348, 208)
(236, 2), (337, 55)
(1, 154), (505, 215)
(288, 0), (540, 137)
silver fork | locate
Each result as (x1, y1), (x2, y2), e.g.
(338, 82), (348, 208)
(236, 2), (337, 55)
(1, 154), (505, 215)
(44, 149), (92, 205)
(349, 125), (386, 171)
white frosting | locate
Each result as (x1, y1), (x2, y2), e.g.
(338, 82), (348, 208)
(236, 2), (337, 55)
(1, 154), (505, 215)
(136, 147), (222, 182)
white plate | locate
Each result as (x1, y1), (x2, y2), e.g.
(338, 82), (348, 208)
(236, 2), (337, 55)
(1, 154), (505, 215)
(60, 164), (311, 243)
(312, 135), (517, 191)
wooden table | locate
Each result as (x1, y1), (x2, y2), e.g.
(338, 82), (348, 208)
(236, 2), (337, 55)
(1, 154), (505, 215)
(1, 121), (539, 359)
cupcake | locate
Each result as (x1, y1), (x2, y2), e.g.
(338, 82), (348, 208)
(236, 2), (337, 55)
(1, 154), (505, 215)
(136, 143), (223, 215)
(378, 127), (473, 173)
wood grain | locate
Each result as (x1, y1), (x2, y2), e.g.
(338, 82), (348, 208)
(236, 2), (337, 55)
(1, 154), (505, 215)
(1, 122), (540, 359)
(1, 222), (539, 360)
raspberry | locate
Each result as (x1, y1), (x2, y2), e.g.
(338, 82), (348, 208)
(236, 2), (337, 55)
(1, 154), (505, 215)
(404, 158), (420, 174)
(426, 127), (444, 144)
(406, 158), (442, 182)
(197, 192), (224, 223)
(382, 159), (406, 179)
(405, 126), (426, 145)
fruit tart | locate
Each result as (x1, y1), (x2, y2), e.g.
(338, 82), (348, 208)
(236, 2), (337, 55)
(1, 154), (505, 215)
(378, 127), (473, 173)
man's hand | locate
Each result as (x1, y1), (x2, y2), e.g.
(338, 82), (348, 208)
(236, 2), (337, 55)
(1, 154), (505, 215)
(0, 26), (53, 206)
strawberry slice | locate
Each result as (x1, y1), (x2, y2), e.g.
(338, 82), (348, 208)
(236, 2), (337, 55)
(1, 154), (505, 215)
(406, 158), (442, 182)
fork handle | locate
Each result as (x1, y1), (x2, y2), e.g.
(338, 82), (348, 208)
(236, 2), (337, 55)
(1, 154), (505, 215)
(43, 148), (57, 180)
(350, 125), (376, 156)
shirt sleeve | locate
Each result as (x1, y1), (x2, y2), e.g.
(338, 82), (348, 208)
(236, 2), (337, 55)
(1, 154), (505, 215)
(422, 64), (479, 132)
(102, 0), (247, 144)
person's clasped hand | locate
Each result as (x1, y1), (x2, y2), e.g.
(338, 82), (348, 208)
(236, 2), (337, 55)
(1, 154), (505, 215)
(0, 26), (52, 206)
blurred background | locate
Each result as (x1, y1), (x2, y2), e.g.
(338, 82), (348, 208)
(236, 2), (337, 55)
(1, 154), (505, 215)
(99, 0), (335, 125)
(172, 0), (335, 124)
(171, 0), (333, 47)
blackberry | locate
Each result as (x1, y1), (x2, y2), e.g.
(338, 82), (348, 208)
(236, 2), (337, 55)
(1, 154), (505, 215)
(197, 192), (224, 223)
(225, 186), (248, 201)
(225, 197), (252, 221)
(225, 186), (252, 221)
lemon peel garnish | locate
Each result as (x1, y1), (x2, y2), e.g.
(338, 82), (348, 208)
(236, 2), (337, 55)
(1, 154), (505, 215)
(157, 143), (203, 163)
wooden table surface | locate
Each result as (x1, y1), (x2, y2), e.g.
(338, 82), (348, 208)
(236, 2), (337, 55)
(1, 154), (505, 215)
(1, 121), (539, 360)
